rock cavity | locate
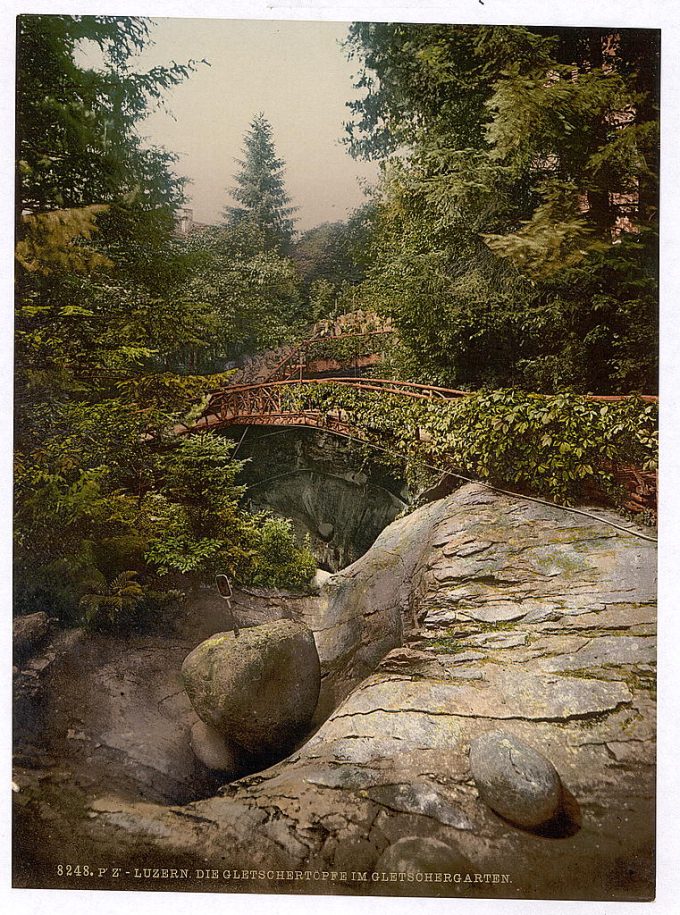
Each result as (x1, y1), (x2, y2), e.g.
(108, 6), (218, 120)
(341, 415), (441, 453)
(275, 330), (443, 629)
(233, 427), (407, 571)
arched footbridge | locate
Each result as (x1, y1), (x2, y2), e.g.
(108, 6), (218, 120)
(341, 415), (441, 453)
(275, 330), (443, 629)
(178, 377), (468, 436)
(171, 377), (658, 516)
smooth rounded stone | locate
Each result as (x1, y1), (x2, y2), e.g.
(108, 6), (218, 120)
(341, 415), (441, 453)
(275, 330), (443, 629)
(317, 522), (334, 542)
(310, 568), (332, 592)
(374, 836), (472, 875)
(469, 731), (563, 828)
(190, 720), (238, 773)
(181, 620), (321, 755)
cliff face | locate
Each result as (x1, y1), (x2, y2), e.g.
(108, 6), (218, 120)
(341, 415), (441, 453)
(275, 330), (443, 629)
(237, 427), (407, 571)
(13, 484), (656, 901)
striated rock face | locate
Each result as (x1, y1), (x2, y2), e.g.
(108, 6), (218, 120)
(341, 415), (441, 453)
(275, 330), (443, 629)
(301, 496), (447, 722)
(13, 484), (656, 900)
(237, 427), (407, 571)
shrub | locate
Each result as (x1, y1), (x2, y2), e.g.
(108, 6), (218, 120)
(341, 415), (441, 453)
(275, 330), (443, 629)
(279, 382), (657, 505)
(80, 571), (184, 633)
(247, 516), (317, 590)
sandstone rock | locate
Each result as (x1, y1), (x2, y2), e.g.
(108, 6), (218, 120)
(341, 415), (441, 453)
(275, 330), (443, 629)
(310, 568), (332, 592)
(378, 647), (446, 678)
(307, 497), (445, 720)
(13, 483), (657, 900)
(457, 604), (527, 623)
(469, 731), (563, 828)
(181, 620), (321, 755)
(190, 720), (239, 773)
(13, 612), (50, 659)
(331, 836), (379, 874)
(367, 782), (473, 830)
(374, 836), (472, 876)
(544, 635), (656, 671)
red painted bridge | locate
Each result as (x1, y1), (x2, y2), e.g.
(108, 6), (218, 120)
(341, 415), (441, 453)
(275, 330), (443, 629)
(179, 376), (469, 436)
(180, 375), (657, 435)
(170, 375), (657, 515)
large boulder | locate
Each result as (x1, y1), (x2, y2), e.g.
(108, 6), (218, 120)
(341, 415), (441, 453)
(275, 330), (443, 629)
(181, 619), (321, 755)
(310, 568), (333, 592)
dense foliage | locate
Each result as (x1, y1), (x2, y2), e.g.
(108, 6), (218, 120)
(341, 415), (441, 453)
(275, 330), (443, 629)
(247, 518), (317, 590)
(177, 222), (306, 370)
(14, 17), (315, 627)
(144, 436), (315, 587)
(305, 331), (394, 364)
(291, 207), (375, 318)
(344, 24), (659, 393)
(16, 15), (195, 219)
(278, 383), (657, 504)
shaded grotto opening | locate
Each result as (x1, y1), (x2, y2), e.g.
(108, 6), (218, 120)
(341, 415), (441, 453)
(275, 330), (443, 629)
(226, 426), (409, 572)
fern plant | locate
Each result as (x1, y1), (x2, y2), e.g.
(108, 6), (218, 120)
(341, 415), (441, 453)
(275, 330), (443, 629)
(80, 571), (144, 630)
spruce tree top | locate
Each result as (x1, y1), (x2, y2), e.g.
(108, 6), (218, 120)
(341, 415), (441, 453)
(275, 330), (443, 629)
(224, 113), (297, 251)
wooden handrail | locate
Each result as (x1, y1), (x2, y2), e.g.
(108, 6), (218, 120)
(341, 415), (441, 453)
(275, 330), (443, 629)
(207, 376), (658, 404)
(210, 377), (469, 399)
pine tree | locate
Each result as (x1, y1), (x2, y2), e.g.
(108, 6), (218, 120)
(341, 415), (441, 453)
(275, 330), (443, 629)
(224, 113), (297, 251)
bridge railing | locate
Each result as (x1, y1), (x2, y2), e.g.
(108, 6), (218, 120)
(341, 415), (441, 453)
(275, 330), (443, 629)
(172, 377), (657, 515)
(207, 376), (469, 415)
(204, 377), (658, 423)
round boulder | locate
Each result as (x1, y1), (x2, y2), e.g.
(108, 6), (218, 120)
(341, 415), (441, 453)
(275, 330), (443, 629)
(469, 731), (563, 829)
(181, 620), (321, 755)
(310, 568), (332, 592)
(317, 522), (334, 542)
(190, 720), (239, 774)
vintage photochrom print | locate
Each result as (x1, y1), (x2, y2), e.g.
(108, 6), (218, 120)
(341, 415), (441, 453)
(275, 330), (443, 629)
(11, 1), (663, 906)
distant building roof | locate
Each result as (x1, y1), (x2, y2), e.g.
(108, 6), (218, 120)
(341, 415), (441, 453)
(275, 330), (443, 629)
(174, 207), (215, 237)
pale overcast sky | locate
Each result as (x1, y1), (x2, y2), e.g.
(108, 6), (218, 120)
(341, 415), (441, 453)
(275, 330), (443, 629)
(127, 18), (380, 232)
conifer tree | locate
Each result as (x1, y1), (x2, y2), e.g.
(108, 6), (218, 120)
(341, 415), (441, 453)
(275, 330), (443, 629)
(224, 113), (297, 251)
(343, 24), (659, 393)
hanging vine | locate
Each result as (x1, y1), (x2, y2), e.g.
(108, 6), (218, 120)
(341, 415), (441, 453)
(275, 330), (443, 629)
(278, 382), (657, 504)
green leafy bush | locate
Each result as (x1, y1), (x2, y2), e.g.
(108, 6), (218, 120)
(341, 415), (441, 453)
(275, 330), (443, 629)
(247, 517), (317, 590)
(279, 382), (657, 504)
(80, 571), (144, 630)
(144, 436), (315, 590)
(79, 571), (183, 632)
(434, 390), (657, 502)
(305, 331), (393, 365)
